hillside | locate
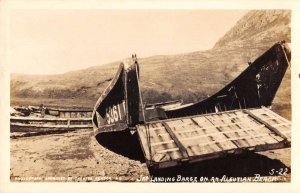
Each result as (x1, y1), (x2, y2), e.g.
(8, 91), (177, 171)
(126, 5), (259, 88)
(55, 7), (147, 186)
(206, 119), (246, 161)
(11, 10), (291, 119)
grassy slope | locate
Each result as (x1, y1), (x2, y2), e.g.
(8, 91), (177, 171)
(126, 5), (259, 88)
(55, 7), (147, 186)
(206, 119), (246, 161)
(10, 10), (291, 119)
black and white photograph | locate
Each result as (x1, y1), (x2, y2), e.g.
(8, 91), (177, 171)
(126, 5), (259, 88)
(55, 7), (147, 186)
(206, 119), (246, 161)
(0, 1), (299, 193)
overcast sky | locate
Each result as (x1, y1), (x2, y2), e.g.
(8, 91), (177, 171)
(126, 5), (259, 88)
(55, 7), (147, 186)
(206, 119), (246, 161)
(10, 10), (248, 74)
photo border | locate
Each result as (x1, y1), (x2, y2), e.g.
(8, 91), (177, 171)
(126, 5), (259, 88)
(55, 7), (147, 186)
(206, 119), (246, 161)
(1, 0), (300, 192)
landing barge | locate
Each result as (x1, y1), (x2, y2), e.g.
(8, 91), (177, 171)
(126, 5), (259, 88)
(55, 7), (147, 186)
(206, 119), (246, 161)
(92, 42), (291, 169)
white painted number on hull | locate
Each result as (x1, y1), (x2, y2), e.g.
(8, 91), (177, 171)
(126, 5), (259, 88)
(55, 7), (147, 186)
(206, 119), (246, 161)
(105, 102), (125, 124)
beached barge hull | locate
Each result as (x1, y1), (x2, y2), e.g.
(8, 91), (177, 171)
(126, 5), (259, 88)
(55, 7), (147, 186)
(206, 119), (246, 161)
(165, 42), (291, 118)
(92, 42), (291, 169)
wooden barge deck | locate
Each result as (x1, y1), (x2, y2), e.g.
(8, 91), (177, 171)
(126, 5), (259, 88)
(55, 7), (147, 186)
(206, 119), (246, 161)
(137, 107), (291, 169)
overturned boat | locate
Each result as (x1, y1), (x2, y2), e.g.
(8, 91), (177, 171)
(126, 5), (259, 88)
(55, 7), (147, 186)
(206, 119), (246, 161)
(92, 41), (291, 169)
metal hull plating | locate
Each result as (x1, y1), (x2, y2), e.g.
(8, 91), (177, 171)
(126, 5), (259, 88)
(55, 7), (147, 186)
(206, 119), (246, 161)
(165, 42), (291, 118)
(92, 57), (142, 134)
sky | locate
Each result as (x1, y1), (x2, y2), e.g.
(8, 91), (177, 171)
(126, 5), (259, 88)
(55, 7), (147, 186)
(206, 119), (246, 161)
(9, 10), (248, 74)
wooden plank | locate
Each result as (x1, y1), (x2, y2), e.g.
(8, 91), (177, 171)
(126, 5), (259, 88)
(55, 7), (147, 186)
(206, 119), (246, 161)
(162, 122), (189, 159)
(243, 109), (289, 141)
(10, 116), (92, 121)
(204, 114), (248, 122)
(261, 106), (290, 122)
(136, 126), (151, 160)
(188, 132), (283, 148)
(253, 107), (291, 125)
(271, 123), (291, 127)
(167, 147), (183, 160)
(281, 130), (291, 134)
(150, 126), (168, 131)
(179, 126), (265, 141)
(146, 108), (252, 125)
(10, 123), (91, 128)
(10, 123), (92, 132)
(156, 147), (179, 154)
(47, 107), (92, 112)
(174, 122), (264, 135)
(217, 141), (239, 150)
